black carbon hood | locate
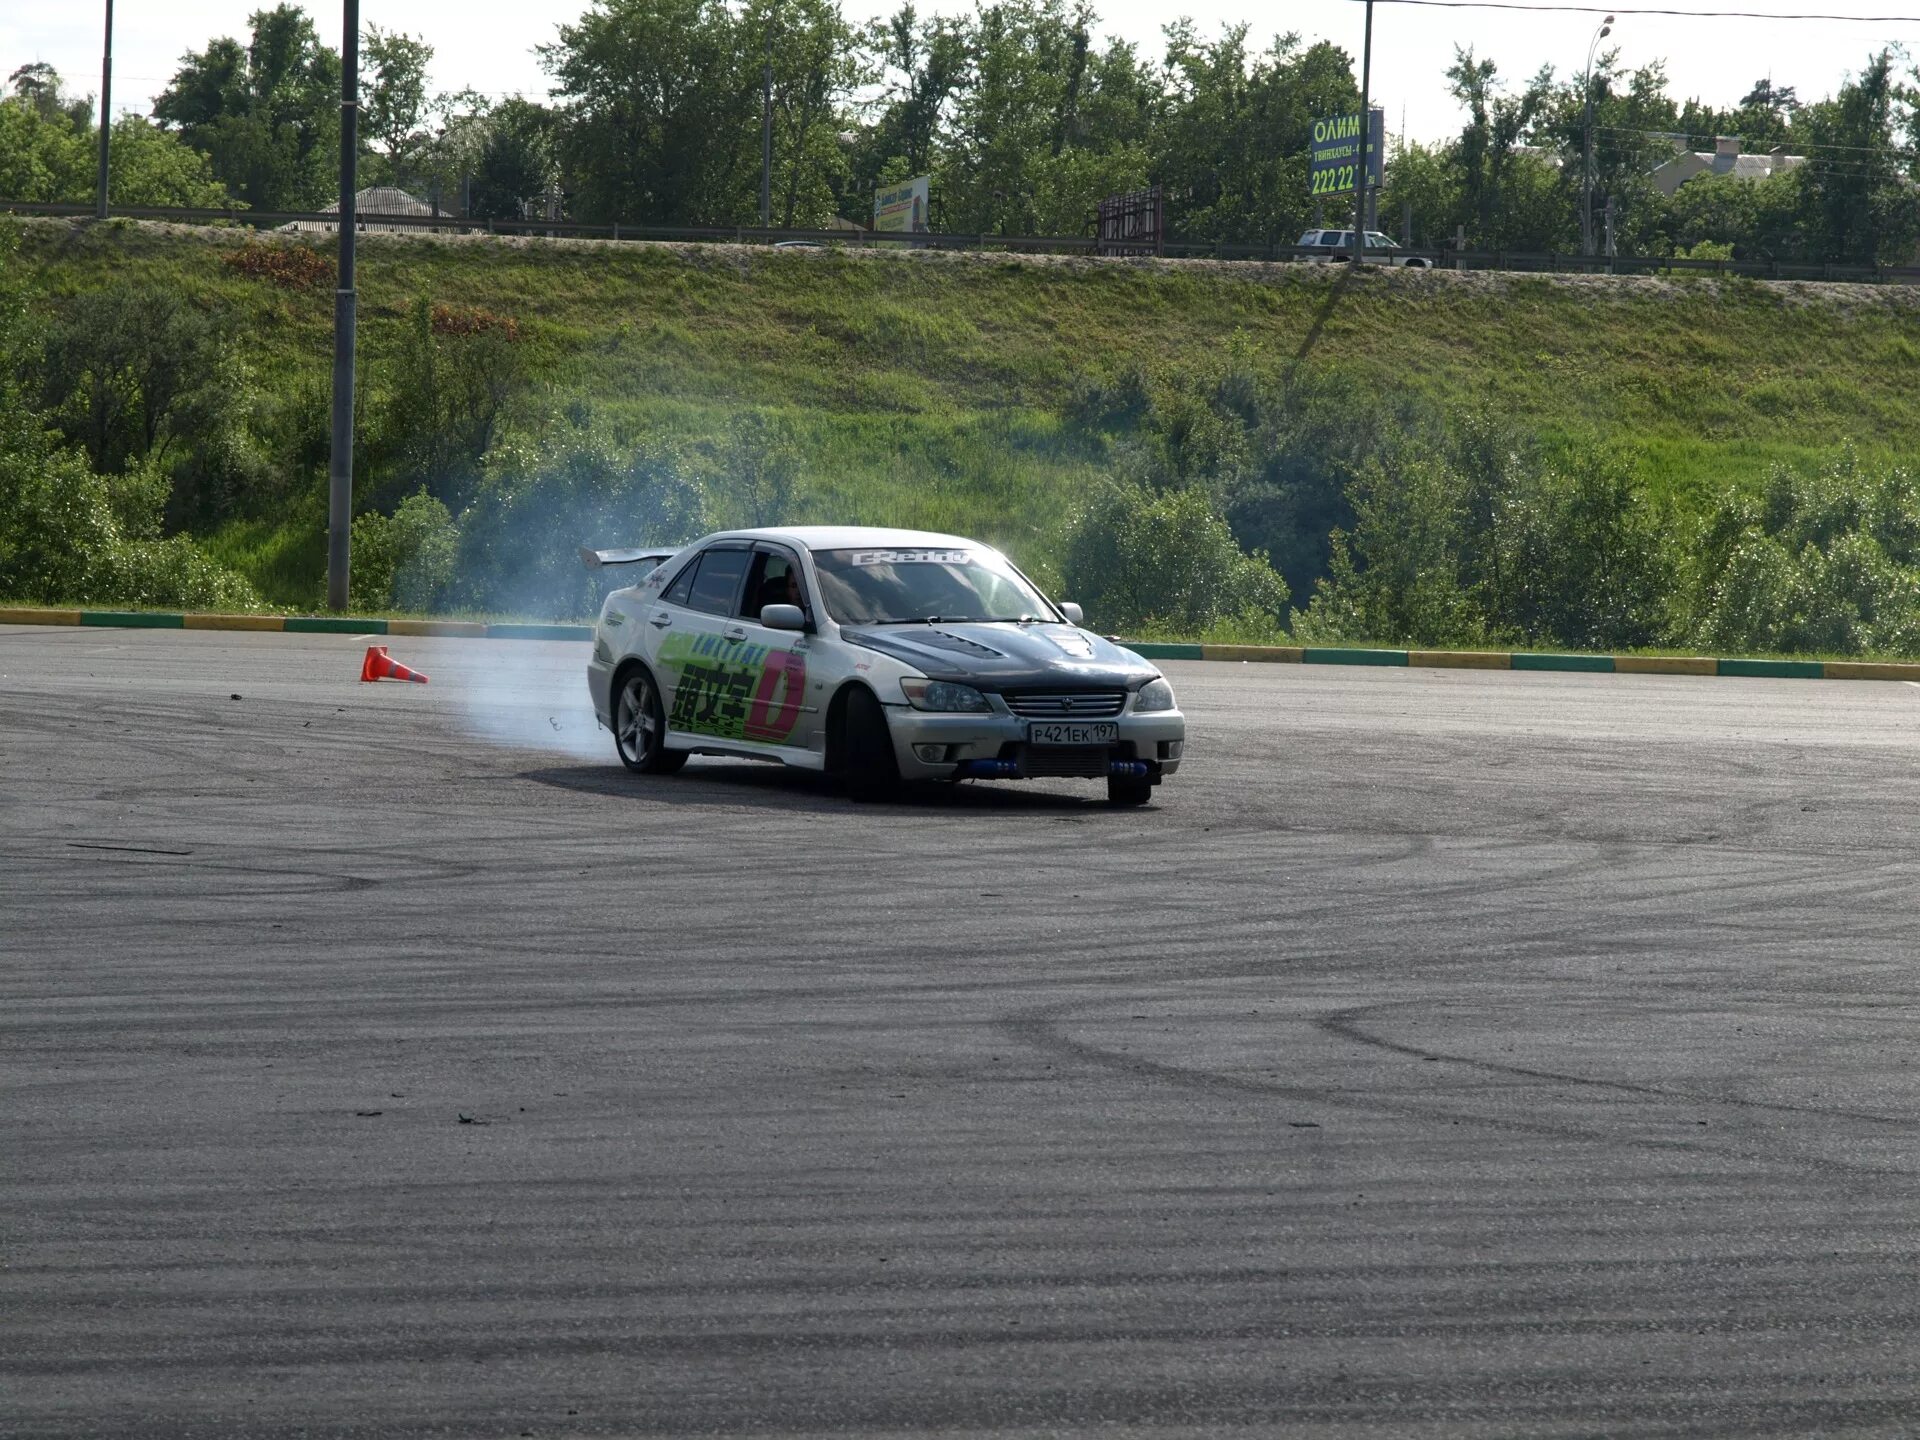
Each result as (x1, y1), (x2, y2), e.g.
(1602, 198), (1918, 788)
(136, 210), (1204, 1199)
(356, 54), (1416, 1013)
(838, 622), (1160, 689)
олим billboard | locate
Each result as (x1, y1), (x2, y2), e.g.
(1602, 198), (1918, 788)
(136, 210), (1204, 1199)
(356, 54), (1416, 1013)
(1308, 111), (1384, 197)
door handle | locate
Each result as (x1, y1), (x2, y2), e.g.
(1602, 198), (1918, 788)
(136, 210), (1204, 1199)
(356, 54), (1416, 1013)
(649, 612), (672, 628)
(722, 625), (747, 641)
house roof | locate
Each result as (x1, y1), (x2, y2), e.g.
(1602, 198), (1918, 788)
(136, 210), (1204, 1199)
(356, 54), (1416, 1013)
(1649, 142), (1805, 195)
(281, 187), (453, 232)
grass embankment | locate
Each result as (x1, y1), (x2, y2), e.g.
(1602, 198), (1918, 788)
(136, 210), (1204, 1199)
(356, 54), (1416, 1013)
(16, 218), (1920, 609)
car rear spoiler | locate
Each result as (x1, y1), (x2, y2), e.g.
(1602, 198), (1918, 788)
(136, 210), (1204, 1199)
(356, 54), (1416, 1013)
(580, 546), (674, 571)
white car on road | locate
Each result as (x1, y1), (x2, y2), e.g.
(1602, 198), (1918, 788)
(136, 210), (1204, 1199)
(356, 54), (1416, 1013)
(584, 526), (1186, 804)
(1295, 229), (1433, 267)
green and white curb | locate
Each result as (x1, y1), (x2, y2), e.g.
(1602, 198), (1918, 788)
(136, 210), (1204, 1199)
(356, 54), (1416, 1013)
(4, 608), (1918, 682)
(1123, 641), (1920, 683)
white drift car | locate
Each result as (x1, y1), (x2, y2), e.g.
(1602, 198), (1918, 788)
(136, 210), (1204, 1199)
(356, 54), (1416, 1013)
(584, 526), (1186, 804)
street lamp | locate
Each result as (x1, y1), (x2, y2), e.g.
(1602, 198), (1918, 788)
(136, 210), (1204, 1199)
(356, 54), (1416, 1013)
(96, 0), (113, 218)
(1581, 15), (1614, 259)
(327, 0), (360, 611)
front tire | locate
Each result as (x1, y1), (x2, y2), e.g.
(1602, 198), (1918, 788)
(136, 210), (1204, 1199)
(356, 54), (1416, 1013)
(614, 668), (687, 775)
(1107, 773), (1153, 806)
(843, 687), (900, 802)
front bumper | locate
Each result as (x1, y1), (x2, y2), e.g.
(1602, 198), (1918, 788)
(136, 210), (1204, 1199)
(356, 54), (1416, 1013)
(884, 704), (1186, 784)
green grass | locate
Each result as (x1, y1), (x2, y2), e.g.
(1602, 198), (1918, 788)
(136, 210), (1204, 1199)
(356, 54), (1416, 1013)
(18, 218), (1920, 605)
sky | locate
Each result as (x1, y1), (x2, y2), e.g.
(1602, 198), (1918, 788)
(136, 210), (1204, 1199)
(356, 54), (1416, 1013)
(5, 0), (1917, 147)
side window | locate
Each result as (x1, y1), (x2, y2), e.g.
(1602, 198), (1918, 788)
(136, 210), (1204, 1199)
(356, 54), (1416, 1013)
(662, 556), (700, 608)
(739, 547), (809, 620)
(686, 547), (750, 616)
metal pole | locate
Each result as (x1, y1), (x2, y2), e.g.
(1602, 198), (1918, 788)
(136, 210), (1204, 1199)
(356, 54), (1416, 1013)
(1349, 0), (1373, 266)
(327, 0), (360, 612)
(1582, 17), (1613, 259)
(1582, 81), (1594, 257)
(759, 12), (773, 228)
(96, 0), (113, 218)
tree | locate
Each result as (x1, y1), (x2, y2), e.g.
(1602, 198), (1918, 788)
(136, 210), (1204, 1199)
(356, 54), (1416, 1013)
(541, 0), (760, 224)
(153, 5), (342, 210)
(1380, 140), (1460, 249)
(9, 64), (91, 128)
(0, 96), (90, 202)
(38, 287), (237, 476)
(0, 95), (229, 207)
(407, 89), (494, 213)
(939, 0), (1152, 235)
(1796, 50), (1914, 264)
(1654, 170), (1802, 259)
(467, 99), (561, 220)
(1445, 47), (1553, 248)
(754, 0), (868, 228)
(1152, 26), (1357, 246)
(851, 4), (972, 198)
(362, 26), (435, 184)
(106, 117), (236, 208)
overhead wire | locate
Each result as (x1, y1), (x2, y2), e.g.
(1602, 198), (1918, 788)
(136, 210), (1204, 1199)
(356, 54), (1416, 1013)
(1347, 0), (1920, 19)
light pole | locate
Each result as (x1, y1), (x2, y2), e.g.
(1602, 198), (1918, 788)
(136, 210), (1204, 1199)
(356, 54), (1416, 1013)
(1349, 0), (1374, 266)
(96, 0), (113, 218)
(760, 6), (774, 228)
(1581, 14), (1614, 259)
(327, 0), (360, 611)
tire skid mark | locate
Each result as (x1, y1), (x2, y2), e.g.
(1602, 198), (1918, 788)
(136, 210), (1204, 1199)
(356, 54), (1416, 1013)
(1001, 997), (1920, 1181)
(1315, 1002), (1920, 1130)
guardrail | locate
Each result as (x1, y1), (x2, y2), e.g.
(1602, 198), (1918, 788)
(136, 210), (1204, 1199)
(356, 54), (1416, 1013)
(7, 199), (1917, 284)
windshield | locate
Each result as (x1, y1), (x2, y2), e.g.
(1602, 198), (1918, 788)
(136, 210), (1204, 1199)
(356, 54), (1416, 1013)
(811, 546), (1057, 625)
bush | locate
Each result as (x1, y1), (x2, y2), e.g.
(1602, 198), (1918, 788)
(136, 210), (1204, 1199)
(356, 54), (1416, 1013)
(0, 403), (256, 609)
(222, 242), (331, 291)
(712, 412), (803, 528)
(1293, 414), (1673, 650)
(430, 304), (521, 341)
(37, 284), (241, 477)
(1069, 352), (1421, 604)
(349, 490), (460, 613)
(448, 427), (711, 618)
(373, 295), (527, 511)
(1690, 451), (1920, 656)
(1062, 482), (1290, 638)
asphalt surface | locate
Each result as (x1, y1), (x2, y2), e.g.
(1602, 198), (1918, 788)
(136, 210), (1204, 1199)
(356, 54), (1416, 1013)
(7, 626), (1920, 1439)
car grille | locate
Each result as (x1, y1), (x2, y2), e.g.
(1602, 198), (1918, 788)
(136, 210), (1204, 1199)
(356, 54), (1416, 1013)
(1021, 746), (1115, 779)
(1002, 689), (1127, 719)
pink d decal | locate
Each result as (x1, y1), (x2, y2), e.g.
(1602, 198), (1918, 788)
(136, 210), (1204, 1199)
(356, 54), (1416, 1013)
(745, 651), (806, 742)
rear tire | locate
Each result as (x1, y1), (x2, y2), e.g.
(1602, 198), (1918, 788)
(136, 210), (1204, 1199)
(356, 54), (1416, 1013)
(1107, 773), (1153, 806)
(843, 687), (899, 802)
(614, 667), (687, 775)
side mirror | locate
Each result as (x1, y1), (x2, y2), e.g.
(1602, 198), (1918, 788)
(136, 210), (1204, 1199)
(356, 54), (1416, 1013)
(1059, 602), (1085, 626)
(760, 603), (807, 632)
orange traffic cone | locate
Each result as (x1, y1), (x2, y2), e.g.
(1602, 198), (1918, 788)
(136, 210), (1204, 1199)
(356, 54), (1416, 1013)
(359, 645), (429, 684)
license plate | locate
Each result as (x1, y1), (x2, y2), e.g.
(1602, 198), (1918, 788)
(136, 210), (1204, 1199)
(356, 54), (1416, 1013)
(1027, 721), (1118, 746)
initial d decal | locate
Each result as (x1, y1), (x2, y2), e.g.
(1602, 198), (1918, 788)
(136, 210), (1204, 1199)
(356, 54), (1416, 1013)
(744, 650), (807, 743)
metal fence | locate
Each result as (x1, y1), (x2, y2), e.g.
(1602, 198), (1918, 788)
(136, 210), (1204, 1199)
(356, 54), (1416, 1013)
(7, 199), (1917, 285)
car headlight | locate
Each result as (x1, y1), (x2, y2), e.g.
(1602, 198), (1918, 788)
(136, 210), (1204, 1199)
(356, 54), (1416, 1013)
(1133, 677), (1176, 712)
(900, 677), (992, 712)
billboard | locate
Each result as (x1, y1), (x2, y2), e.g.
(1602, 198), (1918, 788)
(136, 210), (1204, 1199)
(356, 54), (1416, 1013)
(1308, 110), (1384, 197)
(874, 176), (930, 237)
(1097, 186), (1164, 257)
